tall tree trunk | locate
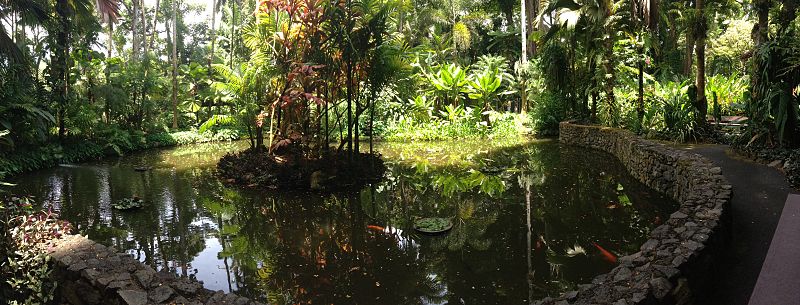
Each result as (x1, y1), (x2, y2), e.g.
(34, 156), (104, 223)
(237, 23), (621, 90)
(132, 0), (139, 60)
(149, 0), (160, 49)
(525, 0), (538, 57)
(105, 22), (114, 124)
(141, 0), (148, 57)
(172, 0), (179, 129)
(603, 17), (617, 125)
(520, 0), (528, 113)
(229, 0), (236, 68)
(55, 0), (71, 142)
(649, 0), (659, 33)
(346, 58), (353, 154)
(209, 0), (217, 74)
(684, 34), (694, 76)
(695, 0), (707, 126)
(683, 0), (694, 76)
(637, 59), (644, 128)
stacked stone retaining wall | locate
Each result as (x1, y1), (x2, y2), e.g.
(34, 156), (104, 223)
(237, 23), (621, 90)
(543, 122), (732, 305)
(48, 235), (264, 305)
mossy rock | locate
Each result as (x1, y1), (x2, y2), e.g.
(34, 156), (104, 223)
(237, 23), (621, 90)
(413, 217), (453, 234)
(112, 198), (144, 210)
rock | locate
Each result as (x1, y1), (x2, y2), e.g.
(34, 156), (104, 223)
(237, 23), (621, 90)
(81, 268), (101, 283)
(108, 279), (134, 290)
(670, 211), (688, 219)
(613, 267), (632, 282)
(149, 285), (175, 303)
(68, 261), (88, 272)
(649, 277), (673, 299)
(654, 265), (680, 279)
(613, 299), (628, 305)
(171, 278), (202, 295)
(768, 160), (782, 168)
(563, 290), (578, 300)
(134, 269), (154, 288)
(640, 239), (659, 252)
(682, 240), (702, 251)
(118, 290), (149, 305)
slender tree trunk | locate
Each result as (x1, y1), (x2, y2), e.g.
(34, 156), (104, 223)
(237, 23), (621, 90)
(229, 0), (236, 68)
(695, 0), (707, 126)
(150, 0), (160, 49)
(141, 0), (149, 57)
(209, 0), (217, 74)
(105, 22), (114, 124)
(637, 59), (644, 129)
(649, 0), (659, 33)
(55, 0), (71, 142)
(589, 57), (599, 122)
(603, 38), (617, 125)
(346, 58), (353, 154)
(172, 0), (179, 129)
(520, 0), (528, 113)
(132, 0), (138, 60)
(525, 0), (538, 57)
(683, 0), (694, 76)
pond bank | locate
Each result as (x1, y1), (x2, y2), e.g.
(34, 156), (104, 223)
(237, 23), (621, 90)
(0, 130), (239, 181)
(546, 122), (732, 305)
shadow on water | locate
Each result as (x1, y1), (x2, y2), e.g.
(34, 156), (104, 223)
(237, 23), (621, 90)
(8, 139), (677, 305)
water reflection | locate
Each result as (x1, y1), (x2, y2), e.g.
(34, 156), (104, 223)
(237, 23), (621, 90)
(9, 140), (676, 304)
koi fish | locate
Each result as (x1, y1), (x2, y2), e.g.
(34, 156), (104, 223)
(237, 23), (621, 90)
(592, 242), (618, 264)
(367, 225), (385, 232)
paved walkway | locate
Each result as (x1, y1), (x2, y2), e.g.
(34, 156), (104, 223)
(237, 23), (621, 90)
(679, 144), (797, 305)
(748, 194), (800, 305)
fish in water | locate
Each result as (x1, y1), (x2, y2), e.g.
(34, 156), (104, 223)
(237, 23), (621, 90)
(367, 225), (385, 232)
(592, 242), (618, 263)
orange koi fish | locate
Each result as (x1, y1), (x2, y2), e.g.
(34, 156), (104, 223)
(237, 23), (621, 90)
(592, 242), (618, 264)
(367, 225), (385, 232)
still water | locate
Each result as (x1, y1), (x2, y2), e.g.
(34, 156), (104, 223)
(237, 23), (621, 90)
(9, 139), (676, 305)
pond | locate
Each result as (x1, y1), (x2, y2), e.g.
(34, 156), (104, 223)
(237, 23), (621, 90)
(8, 139), (677, 305)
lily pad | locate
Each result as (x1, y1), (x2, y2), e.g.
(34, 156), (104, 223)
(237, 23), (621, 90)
(413, 217), (453, 234)
(112, 197), (144, 210)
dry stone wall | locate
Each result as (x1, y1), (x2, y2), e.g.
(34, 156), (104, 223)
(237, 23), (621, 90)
(48, 235), (265, 305)
(545, 122), (732, 305)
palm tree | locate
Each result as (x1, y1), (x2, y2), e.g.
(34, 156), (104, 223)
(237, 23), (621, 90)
(541, 0), (618, 122)
(0, 0), (49, 63)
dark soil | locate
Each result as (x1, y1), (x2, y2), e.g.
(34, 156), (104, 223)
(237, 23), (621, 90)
(217, 148), (386, 191)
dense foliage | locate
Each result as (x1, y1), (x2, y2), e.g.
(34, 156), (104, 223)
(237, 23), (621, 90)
(0, 0), (798, 162)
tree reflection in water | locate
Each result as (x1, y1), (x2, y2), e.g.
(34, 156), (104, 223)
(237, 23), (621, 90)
(9, 140), (677, 304)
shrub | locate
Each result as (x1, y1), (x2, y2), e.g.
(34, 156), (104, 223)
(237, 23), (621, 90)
(1, 197), (71, 305)
(529, 92), (567, 136)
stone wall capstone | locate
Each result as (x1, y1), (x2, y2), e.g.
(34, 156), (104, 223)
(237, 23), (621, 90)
(545, 122), (731, 305)
(48, 235), (265, 305)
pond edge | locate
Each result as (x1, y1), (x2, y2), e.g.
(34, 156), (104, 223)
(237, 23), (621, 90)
(543, 122), (732, 305)
(46, 235), (266, 305)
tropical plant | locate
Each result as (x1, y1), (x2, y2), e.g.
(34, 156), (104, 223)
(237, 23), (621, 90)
(466, 67), (503, 125)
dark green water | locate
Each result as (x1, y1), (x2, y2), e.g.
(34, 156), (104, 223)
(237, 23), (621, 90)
(8, 140), (676, 305)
